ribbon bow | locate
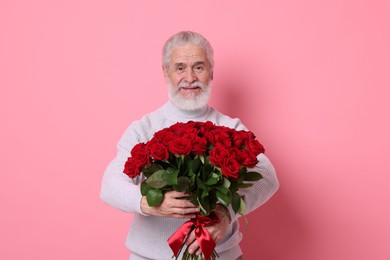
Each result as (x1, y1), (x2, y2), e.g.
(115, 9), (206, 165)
(168, 212), (220, 260)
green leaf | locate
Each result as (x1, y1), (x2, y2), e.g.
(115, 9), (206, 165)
(244, 171), (263, 181)
(222, 177), (231, 189)
(197, 176), (206, 189)
(205, 173), (219, 185)
(201, 187), (209, 198)
(238, 183), (254, 188)
(215, 185), (229, 194)
(188, 194), (198, 206)
(232, 192), (241, 214)
(201, 156), (214, 177)
(188, 171), (196, 185)
(216, 190), (231, 206)
(163, 167), (178, 185)
(140, 181), (151, 196)
(191, 157), (202, 174)
(146, 189), (163, 206)
(204, 170), (215, 181)
(205, 177), (218, 185)
(228, 179), (239, 193)
(197, 196), (210, 216)
(145, 170), (168, 188)
(142, 163), (162, 177)
(199, 155), (205, 164)
(173, 176), (191, 192)
(238, 197), (247, 215)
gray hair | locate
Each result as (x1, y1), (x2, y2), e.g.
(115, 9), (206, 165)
(162, 31), (214, 72)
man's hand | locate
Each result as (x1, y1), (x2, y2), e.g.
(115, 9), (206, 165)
(184, 205), (231, 256)
(140, 190), (199, 219)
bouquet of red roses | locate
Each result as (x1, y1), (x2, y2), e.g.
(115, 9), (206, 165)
(123, 121), (264, 260)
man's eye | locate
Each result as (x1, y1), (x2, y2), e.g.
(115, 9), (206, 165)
(176, 67), (185, 72)
(194, 66), (204, 71)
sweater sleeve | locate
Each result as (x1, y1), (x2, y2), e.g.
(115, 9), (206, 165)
(100, 124), (146, 214)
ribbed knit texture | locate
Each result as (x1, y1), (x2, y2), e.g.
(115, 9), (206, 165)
(101, 101), (279, 260)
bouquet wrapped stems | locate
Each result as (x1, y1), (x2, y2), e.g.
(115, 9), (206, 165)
(171, 213), (220, 260)
(180, 246), (219, 260)
(174, 227), (219, 260)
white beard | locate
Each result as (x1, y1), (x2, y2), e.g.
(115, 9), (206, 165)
(168, 81), (211, 111)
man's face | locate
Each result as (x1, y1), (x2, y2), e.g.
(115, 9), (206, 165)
(164, 44), (213, 110)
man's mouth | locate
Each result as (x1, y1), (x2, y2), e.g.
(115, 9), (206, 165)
(181, 86), (200, 90)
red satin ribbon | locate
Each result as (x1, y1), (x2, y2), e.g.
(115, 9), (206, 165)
(168, 213), (220, 260)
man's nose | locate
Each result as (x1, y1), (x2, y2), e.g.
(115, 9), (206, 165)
(184, 69), (197, 83)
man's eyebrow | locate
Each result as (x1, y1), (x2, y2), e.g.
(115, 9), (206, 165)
(173, 61), (206, 68)
(173, 62), (186, 68)
(192, 61), (206, 66)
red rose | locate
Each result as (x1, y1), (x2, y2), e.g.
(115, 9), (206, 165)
(246, 137), (265, 156)
(209, 145), (230, 167)
(208, 129), (231, 148)
(123, 157), (141, 178)
(168, 137), (192, 155)
(229, 147), (246, 164)
(184, 133), (197, 141)
(196, 121), (215, 137)
(221, 156), (241, 179)
(131, 143), (146, 156)
(241, 150), (259, 168)
(130, 143), (150, 168)
(162, 132), (177, 146)
(191, 136), (208, 155)
(153, 128), (171, 143)
(232, 130), (248, 149)
(148, 142), (169, 160)
(170, 122), (198, 137)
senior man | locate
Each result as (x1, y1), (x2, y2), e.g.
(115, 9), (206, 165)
(101, 31), (279, 260)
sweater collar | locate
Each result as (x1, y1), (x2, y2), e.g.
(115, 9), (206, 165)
(163, 100), (209, 121)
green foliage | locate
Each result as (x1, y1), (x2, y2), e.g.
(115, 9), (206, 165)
(142, 163), (163, 178)
(145, 170), (168, 188)
(164, 167), (179, 185)
(231, 192), (241, 214)
(140, 181), (151, 196)
(174, 176), (191, 192)
(244, 171), (263, 181)
(140, 153), (261, 216)
(146, 188), (163, 206)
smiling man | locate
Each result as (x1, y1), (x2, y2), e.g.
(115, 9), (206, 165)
(101, 31), (279, 260)
(165, 42), (212, 111)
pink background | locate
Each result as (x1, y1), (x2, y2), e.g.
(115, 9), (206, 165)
(1, 1), (389, 259)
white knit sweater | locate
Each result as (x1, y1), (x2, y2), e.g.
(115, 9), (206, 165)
(100, 101), (279, 260)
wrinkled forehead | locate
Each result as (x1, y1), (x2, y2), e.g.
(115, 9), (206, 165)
(170, 44), (208, 66)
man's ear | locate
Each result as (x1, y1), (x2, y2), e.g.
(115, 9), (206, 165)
(162, 65), (168, 82)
